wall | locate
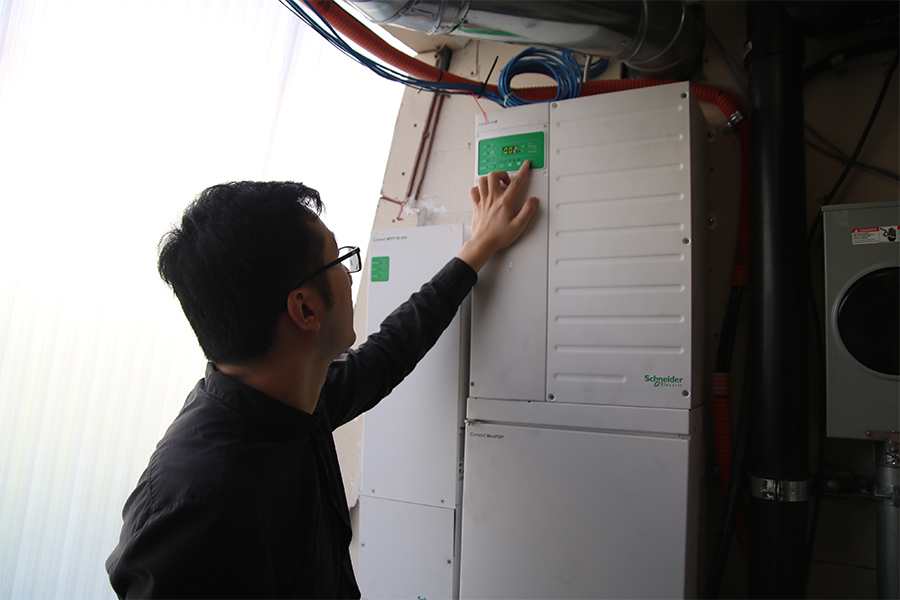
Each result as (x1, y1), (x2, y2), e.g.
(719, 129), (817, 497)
(343, 1), (899, 597)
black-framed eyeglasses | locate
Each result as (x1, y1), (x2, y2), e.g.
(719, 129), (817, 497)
(293, 246), (361, 289)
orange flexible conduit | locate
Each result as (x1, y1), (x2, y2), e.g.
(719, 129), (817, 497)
(309, 0), (752, 558)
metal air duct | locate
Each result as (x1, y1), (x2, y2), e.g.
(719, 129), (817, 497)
(346, 0), (703, 79)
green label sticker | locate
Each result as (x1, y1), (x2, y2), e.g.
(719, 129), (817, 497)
(371, 256), (390, 282)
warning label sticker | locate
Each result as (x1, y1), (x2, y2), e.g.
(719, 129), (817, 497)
(851, 226), (898, 245)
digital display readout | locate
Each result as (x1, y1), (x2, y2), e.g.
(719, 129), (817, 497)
(502, 145), (521, 155)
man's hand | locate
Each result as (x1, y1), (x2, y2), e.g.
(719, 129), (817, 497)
(457, 161), (539, 272)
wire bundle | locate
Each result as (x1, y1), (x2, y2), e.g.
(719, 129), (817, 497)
(283, 0), (610, 107)
(497, 48), (609, 106)
(282, 0), (505, 102)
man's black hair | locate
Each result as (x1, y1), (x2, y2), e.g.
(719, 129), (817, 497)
(158, 181), (329, 365)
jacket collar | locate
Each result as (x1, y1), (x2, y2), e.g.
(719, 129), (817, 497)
(203, 362), (321, 440)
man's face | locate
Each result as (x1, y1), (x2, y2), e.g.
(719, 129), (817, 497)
(312, 218), (357, 357)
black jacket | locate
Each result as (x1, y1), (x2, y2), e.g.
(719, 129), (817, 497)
(106, 258), (477, 598)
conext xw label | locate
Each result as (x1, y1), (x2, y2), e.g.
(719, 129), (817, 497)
(852, 226), (898, 245)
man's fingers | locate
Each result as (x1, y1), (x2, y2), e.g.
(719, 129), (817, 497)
(470, 185), (481, 205)
(514, 196), (539, 229)
(486, 170), (510, 197)
(503, 161), (531, 199)
(473, 161), (532, 214)
(477, 175), (489, 201)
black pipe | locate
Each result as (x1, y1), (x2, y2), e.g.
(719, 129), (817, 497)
(744, 2), (810, 598)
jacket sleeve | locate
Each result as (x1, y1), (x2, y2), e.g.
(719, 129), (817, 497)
(106, 498), (278, 599)
(320, 257), (477, 429)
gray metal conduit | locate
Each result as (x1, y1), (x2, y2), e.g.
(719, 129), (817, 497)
(346, 0), (703, 79)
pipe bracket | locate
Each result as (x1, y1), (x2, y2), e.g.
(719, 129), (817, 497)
(750, 475), (810, 502)
(865, 429), (899, 441)
(874, 484), (900, 507)
(722, 110), (745, 135)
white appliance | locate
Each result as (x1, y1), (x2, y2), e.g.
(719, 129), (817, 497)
(357, 224), (470, 599)
(822, 201), (899, 440)
(461, 82), (708, 598)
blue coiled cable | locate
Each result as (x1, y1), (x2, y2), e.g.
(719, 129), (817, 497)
(497, 48), (610, 107)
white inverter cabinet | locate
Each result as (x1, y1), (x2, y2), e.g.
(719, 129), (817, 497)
(357, 224), (470, 600)
(461, 82), (708, 599)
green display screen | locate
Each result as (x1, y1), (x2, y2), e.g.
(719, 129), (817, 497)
(478, 131), (545, 175)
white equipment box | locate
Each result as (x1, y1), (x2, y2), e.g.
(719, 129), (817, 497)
(822, 201), (899, 439)
(470, 81), (707, 409)
(462, 82), (708, 598)
(358, 224), (470, 600)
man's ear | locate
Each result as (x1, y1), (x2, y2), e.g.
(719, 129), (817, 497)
(286, 288), (321, 332)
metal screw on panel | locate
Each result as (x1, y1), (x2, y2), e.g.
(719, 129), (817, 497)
(682, 390), (690, 397)
(548, 394), (555, 400)
(551, 103), (559, 109)
(683, 237), (691, 245)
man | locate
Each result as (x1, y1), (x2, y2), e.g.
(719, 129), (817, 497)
(106, 162), (538, 598)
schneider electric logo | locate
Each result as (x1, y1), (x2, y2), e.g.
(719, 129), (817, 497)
(644, 374), (685, 388)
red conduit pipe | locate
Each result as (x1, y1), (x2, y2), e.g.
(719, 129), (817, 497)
(711, 115), (752, 560)
(311, 0), (754, 557)
(308, 1), (746, 119)
(308, 1), (476, 87)
(413, 94), (447, 201)
(713, 372), (750, 558)
(399, 91), (441, 220)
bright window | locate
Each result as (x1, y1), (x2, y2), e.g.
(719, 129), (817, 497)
(0, 1), (403, 597)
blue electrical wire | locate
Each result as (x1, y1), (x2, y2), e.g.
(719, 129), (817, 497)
(497, 48), (609, 107)
(281, 0), (609, 107)
(280, 0), (504, 103)
(586, 56), (612, 81)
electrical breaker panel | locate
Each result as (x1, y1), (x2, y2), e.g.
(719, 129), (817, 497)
(823, 201), (899, 440)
